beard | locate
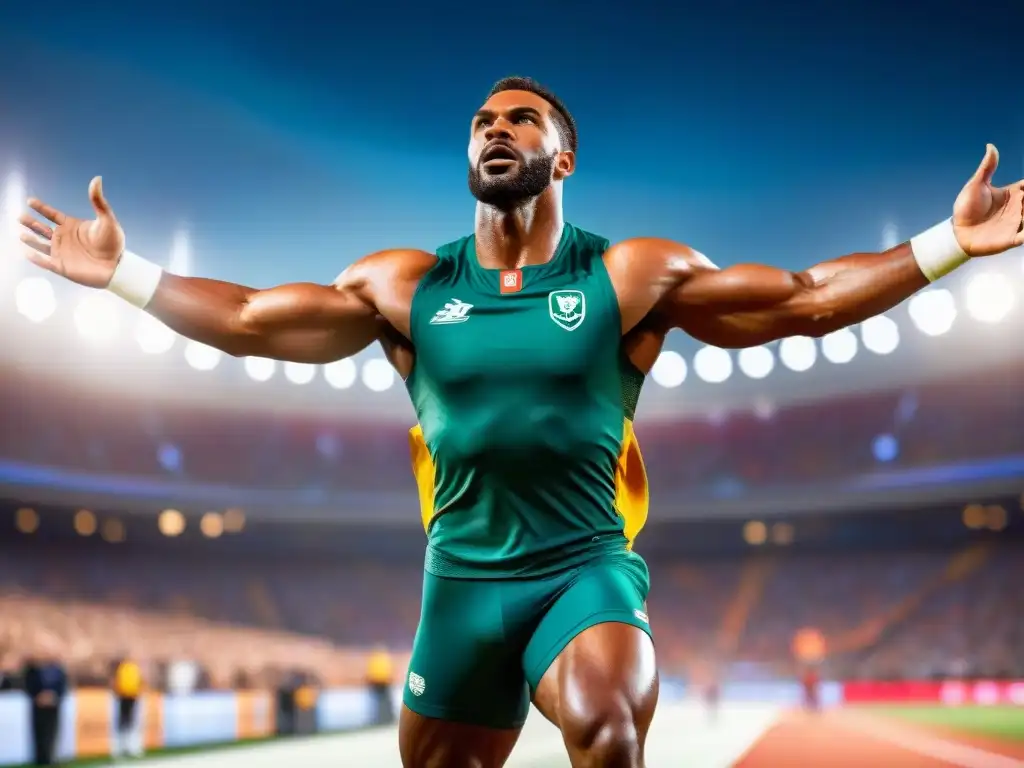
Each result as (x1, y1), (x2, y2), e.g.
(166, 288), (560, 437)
(467, 151), (555, 210)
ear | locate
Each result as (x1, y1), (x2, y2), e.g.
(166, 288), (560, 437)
(553, 150), (575, 181)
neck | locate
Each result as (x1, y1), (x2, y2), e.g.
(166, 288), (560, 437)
(474, 187), (564, 270)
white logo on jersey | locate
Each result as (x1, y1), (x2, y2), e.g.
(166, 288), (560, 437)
(634, 609), (649, 624)
(503, 272), (518, 288)
(548, 290), (586, 331)
(429, 298), (474, 325)
(408, 671), (427, 696)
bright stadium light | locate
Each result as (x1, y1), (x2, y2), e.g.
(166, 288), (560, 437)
(964, 272), (1014, 324)
(650, 350), (686, 388)
(908, 288), (956, 336)
(692, 346), (732, 384)
(183, 340), (222, 371)
(73, 292), (120, 343)
(778, 336), (817, 372)
(821, 328), (858, 364)
(324, 359), (357, 389)
(880, 222), (899, 250)
(361, 358), (395, 392)
(14, 277), (56, 322)
(737, 345), (774, 379)
(2, 170), (25, 243)
(135, 313), (175, 354)
(244, 356), (276, 382)
(284, 361), (315, 385)
(1, 170), (26, 285)
(169, 230), (191, 276)
(861, 315), (899, 355)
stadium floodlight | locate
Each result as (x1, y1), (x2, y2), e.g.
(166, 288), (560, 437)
(244, 356), (276, 382)
(169, 230), (191, 277)
(964, 272), (1014, 324)
(1, 171), (27, 286)
(908, 288), (956, 337)
(135, 313), (175, 354)
(880, 222), (899, 251)
(73, 292), (120, 343)
(284, 361), (316, 385)
(737, 345), (774, 380)
(2, 170), (25, 243)
(183, 340), (222, 371)
(778, 336), (817, 372)
(361, 358), (395, 392)
(692, 346), (732, 384)
(650, 350), (686, 388)
(821, 328), (858, 364)
(861, 315), (899, 355)
(324, 359), (357, 389)
(14, 276), (56, 322)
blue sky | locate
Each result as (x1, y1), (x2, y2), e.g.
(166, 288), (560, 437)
(0, 0), (1019, 287)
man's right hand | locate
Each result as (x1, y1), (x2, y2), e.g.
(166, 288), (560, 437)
(19, 176), (126, 288)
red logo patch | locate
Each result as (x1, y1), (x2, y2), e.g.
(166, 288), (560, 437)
(500, 269), (522, 294)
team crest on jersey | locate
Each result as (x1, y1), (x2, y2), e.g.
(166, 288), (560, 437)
(548, 290), (586, 331)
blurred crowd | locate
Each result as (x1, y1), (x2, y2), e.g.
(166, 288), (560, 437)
(0, 362), (1021, 498)
(1, 533), (1021, 692)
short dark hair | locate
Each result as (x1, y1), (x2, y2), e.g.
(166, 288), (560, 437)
(488, 76), (578, 154)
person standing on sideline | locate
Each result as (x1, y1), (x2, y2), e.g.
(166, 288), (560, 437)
(23, 640), (67, 766)
(111, 655), (144, 760)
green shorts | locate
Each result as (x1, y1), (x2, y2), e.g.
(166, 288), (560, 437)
(402, 549), (652, 729)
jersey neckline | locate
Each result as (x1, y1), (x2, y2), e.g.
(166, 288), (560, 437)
(465, 223), (574, 279)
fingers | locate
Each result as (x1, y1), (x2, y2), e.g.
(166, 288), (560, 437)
(88, 176), (112, 217)
(972, 143), (999, 185)
(20, 231), (51, 258)
(27, 197), (67, 226)
(21, 247), (58, 274)
(18, 212), (53, 241)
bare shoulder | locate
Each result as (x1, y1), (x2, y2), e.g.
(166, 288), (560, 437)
(602, 237), (716, 333)
(334, 248), (438, 290)
(604, 237), (715, 280)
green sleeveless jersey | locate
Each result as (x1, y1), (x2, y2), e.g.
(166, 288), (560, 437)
(406, 223), (650, 579)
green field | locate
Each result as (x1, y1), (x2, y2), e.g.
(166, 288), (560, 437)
(871, 706), (1024, 742)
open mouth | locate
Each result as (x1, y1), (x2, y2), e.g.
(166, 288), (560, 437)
(481, 143), (519, 171)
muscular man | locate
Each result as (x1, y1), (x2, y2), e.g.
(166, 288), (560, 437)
(19, 77), (1024, 767)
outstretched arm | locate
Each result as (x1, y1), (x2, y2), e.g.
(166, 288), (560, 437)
(634, 145), (1023, 348)
(19, 177), (424, 363)
(140, 258), (382, 362)
(647, 240), (930, 347)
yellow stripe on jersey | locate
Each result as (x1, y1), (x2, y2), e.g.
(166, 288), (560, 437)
(615, 418), (649, 549)
(409, 419), (649, 544)
(409, 424), (435, 532)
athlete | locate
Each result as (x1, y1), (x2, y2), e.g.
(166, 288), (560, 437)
(18, 77), (1024, 768)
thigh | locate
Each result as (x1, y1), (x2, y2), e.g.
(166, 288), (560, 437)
(399, 706), (520, 768)
(404, 571), (530, 729)
(523, 550), (653, 696)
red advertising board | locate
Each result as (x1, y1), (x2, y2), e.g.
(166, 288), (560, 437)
(843, 680), (1024, 705)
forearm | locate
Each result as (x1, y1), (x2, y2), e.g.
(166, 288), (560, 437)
(110, 252), (378, 362)
(146, 273), (259, 355)
(788, 242), (930, 336)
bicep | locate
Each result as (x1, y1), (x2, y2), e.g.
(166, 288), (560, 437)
(239, 280), (380, 363)
(661, 264), (816, 348)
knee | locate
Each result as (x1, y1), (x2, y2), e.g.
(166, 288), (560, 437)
(562, 697), (641, 768)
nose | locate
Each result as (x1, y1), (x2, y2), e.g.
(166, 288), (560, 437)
(483, 118), (514, 143)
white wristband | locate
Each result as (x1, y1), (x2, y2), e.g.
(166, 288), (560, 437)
(107, 250), (164, 309)
(910, 218), (968, 283)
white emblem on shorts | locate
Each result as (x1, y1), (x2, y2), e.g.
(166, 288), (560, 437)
(548, 290), (586, 331)
(634, 609), (649, 624)
(408, 671), (426, 696)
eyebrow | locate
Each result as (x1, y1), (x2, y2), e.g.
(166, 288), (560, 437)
(473, 106), (545, 124)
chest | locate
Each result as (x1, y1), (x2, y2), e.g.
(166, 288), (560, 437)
(411, 267), (620, 392)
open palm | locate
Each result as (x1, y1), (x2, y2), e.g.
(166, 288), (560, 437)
(951, 144), (1024, 257)
(19, 176), (126, 288)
